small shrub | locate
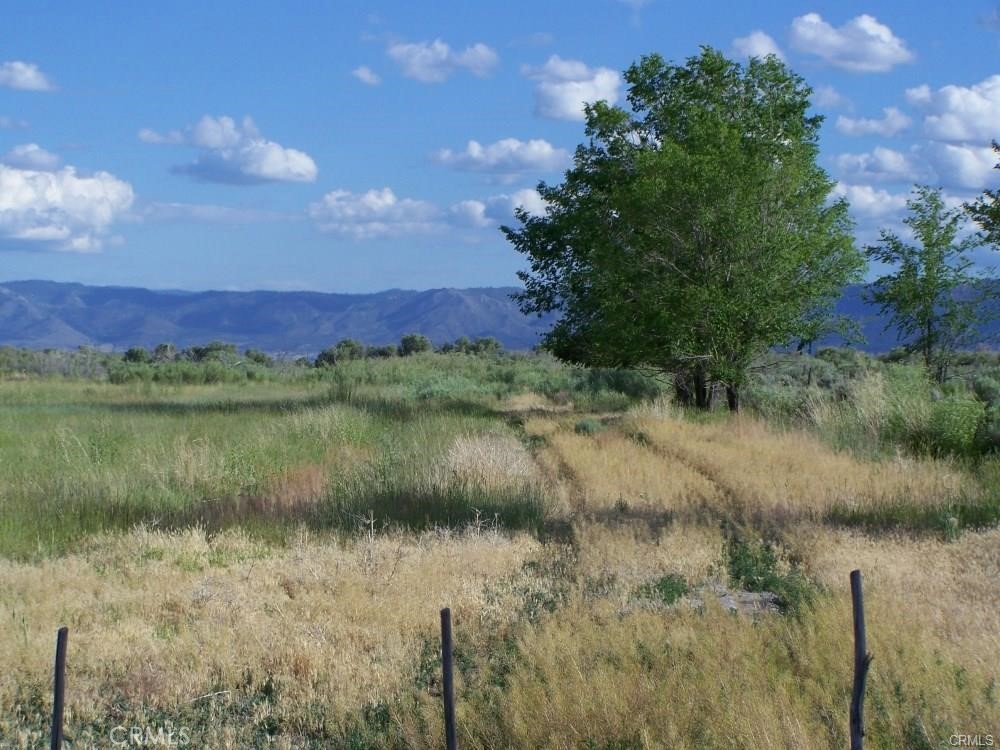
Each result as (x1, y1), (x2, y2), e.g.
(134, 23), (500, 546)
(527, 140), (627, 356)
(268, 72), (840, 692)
(721, 535), (816, 615)
(635, 573), (689, 606)
(574, 418), (604, 435)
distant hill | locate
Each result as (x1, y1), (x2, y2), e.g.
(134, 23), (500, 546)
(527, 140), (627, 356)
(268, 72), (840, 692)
(0, 279), (995, 354)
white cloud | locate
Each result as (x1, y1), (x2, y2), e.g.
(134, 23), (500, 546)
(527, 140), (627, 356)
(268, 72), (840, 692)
(141, 202), (293, 224)
(906, 75), (1000, 143)
(836, 107), (911, 136)
(832, 182), (908, 218)
(0, 60), (55, 91)
(449, 199), (492, 228)
(790, 13), (914, 72)
(0, 115), (29, 129)
(387, 39), (498, 83)
(138, 127), (183, 145)
(813, 85), (850, 109)
(352, 66), (381, 86)
(835, 147), (920, 183)
(1, 143), (60, 171)
(923, 142), (1000, 190)
(485, 189), (548, 220)
(0, 164), (133, 251)
(434, 138), (569, 177)
(732, 31), (784, 61)
(308, 184), (548, 238)
(309, 187), (441, 238)
(139, 115), (317, 184)
(523, 55), (621, 121)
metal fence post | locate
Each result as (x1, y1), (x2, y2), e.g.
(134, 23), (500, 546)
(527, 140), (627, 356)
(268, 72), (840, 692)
(51, 626), (68, 750)
(440, 608), (457, 750)
(850, 570), (873, 750)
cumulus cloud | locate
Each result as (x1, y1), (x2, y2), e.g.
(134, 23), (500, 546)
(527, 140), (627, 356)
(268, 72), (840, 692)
(732, 31), (784, 61)
(0, 164), (133, 251)
(836, 107), (911, 137)
(813, 85), (850, 109)
(352, 66), (381, 85)
(0, 60), (55, 91)
(905, 75), (1000, 143)
(923, 142), (1000, 190)
(523, 55), (621, 121)
(1, 143), (60, 171)
(434, 138), (569, 178)
(835, 147), (921, 183)
(308, 185), (548, 238)
(387, 39), (498, 83)
(790, 13), (914, 72)
(0, 115), (29, 129)
(448, 189), (549, 231)
(449, 199), (493, 228)
(139, 115), (317, 184)
(309, 187), (441, 238)
(832, 182), (908, 218)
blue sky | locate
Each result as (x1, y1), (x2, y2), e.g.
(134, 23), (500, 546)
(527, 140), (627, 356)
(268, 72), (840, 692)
(1, 0), (998, 293)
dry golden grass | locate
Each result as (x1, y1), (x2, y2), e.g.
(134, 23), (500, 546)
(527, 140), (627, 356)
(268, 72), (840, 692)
(572, 521), (723, 610)
(464, 592), (995, 750)
(437, 432), (540, 492)
(0, 526), (541, 746)
(797, 523), (1000, 670)
(529, 424), (720, 516)
(631, 414), (973, 522)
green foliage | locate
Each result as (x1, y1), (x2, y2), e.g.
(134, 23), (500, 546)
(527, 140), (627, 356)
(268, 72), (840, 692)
(866, 186), (987, 383)
(574, 418), (604, 435)
(721, 534), (816, 615)
(244, 348), (273, 366)
(399, 333), (432, 356)
(123, 346), (150, 363)
(634, 573), (689, 606)
(184, 341), (239, 363)
(506, 48), (863, 410)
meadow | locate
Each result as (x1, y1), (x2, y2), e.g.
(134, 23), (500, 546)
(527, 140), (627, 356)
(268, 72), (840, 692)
(0, 350), (998, 748)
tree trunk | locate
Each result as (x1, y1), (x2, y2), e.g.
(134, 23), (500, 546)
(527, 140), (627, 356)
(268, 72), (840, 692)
(726, 384), (740, 413)
(674, 372), (693, 406)
(694, 370), (710, 409)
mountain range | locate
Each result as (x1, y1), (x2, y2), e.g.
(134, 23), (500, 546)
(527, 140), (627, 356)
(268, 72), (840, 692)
(0, 279), (995, 354)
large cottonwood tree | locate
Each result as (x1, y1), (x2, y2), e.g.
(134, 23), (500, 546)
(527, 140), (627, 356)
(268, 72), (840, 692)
(504, 48), (863, 410)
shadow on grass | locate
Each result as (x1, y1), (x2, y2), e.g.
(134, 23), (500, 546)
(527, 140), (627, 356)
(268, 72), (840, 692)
(825, 491), (1000, 537)
(0, 482), (548, 560)
(100, 388), (499, 423)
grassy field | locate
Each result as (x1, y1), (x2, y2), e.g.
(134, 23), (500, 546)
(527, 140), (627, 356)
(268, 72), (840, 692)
(1, 353), (997, 748)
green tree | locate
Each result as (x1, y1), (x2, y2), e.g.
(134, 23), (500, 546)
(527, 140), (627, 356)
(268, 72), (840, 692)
(123, 347), (150, 363)
(504, 48), (862, 411)
(866, 185), (984, 383)
(152, 342), (177, 362)
(965, 140), (1000, 247)
(399, 333), (432, 356)
(243, 348), (273, 366)
(334, 338), (366, 361)
(366, 344), (398, 358)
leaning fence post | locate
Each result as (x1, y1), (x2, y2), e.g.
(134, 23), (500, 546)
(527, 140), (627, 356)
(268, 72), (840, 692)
(850, 570), (873, 750)
(51, 626), (68, 750)
(440, 608), (458, 750)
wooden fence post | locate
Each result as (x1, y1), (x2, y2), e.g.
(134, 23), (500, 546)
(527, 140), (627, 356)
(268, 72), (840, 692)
(440, 608), (457, 750)
(51, 626), (68, 750)
(850, 570), (873, 750)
